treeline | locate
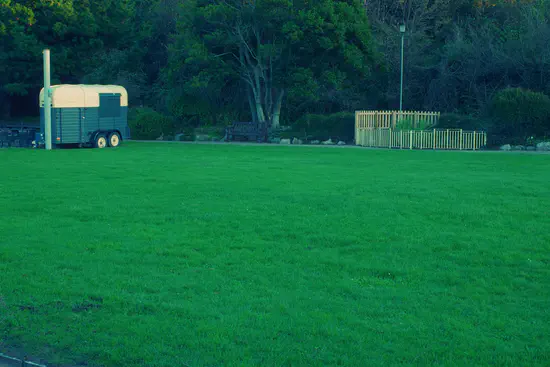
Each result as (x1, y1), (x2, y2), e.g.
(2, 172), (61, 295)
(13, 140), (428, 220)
(1, 0), (550, 143)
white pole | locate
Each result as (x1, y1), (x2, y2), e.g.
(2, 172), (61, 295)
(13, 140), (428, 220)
(399, 24), (406, 112)
(43, 49), (52, 150)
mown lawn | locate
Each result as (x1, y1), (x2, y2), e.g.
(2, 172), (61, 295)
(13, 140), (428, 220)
(0, 143), (549, 367)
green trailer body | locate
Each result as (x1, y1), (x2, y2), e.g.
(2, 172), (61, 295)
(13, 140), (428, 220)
(40, 85), (130, 148)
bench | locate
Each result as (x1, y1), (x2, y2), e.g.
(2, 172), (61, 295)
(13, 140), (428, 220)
(225, 122), (267, 143)
(0, 129), (36, 148)
(0, 129), (9, 148)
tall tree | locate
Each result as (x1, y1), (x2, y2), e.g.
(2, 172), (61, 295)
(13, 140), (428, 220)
(0, 0), (40, 116)
(0, 0), (141, 117)
(365, 0), (455, 110)
(427, 1), (550, 113)
(170, 0), (379, 128)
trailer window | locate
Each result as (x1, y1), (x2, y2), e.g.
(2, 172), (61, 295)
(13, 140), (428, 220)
(99, 94), (121, 118)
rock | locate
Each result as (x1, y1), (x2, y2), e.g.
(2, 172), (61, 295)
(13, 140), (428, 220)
(310, 140), (320, 145)
(337, 141), (346, 146)
(322, 139), (334, 145)
(270, 138), (281, 144)
(526, 146), (536, 151)
(536, 142), (550, 151)
(195, 134), (211, 142)
(500, 144), (512, 151)
(512, 145), (525, 151)
(280, 138), (291, 145)
(292, 138), (303, 145)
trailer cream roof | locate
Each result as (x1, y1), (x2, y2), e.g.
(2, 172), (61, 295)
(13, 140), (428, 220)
(40, 85), (128, 108)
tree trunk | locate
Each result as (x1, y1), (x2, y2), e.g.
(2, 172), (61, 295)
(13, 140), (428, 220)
(253, 68), (266, 123)
(271, 89), (284, 128)
(254, 97), (266, 123)
(247, 88), (258, 123)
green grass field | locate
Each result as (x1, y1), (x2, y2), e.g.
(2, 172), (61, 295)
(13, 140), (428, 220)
(1, 143), (549, 366)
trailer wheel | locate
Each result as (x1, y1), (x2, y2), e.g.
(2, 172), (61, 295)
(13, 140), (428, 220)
(94, 134), (108, 149)
(108, 132), (121, 148)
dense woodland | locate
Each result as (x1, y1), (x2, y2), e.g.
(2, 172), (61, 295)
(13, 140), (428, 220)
(1, 0), (550, 144)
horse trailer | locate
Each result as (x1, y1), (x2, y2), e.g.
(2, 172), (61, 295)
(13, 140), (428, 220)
(39, 85), (130, 148)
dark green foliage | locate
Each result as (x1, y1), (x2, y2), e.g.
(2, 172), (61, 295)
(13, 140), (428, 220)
(0, 0), (168, 117)
(128, 107), (173, 140)
(396, 117), (435, 131)
(488, 88), (550, 145)
(437, 113), (489, 131)
(2, 0), (550, 145)
(292, 112), (355, 142)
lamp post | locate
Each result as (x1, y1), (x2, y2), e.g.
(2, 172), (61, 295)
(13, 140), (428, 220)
(399, 24), (406, 112)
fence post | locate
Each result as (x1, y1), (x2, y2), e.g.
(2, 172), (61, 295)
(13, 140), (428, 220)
(420, 130), (423, 150)
(409, 130), (413, 150)
(392, 111), (397, 128)
(433, 129), (436, 150)
(354, 111), (358, 145)
(459, 129), (463, 150)
(473, 131), (477, 151)
(389, 128), (392, 149)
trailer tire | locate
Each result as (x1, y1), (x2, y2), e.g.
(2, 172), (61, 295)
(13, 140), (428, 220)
(108, 132), (121, 148)
(94, 133), (108, 149)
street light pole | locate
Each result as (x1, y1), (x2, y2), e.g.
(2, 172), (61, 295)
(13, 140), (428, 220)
(399, 24), (406, 112)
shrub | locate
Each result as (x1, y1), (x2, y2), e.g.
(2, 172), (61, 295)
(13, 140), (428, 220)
(128, 108), (174, 140)
(437, 113), (489, 131)
(488, 88), (550, 145)
(396, 116), (433, 130)
(293, 112), (355, 142)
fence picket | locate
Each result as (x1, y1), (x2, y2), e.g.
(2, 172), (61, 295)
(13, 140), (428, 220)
(355, 128), (486, 151)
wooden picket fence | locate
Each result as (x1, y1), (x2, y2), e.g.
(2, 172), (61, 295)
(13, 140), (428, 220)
(355, 110), (441, 129)
(355, 128), (487, 150)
